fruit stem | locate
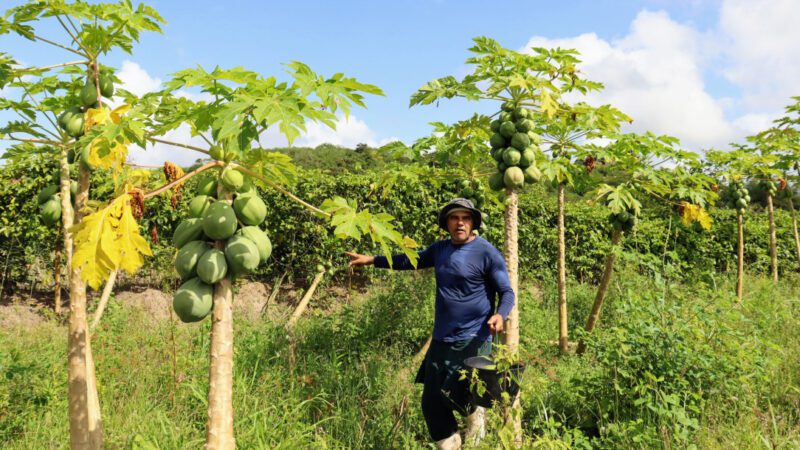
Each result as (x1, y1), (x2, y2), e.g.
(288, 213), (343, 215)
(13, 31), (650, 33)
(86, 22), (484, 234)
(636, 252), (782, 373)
(230, 163), (332, 218)
(144, 160), (223, 199)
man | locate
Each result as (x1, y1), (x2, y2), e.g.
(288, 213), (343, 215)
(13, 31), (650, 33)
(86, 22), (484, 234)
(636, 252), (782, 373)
(347, 198), (515, 450)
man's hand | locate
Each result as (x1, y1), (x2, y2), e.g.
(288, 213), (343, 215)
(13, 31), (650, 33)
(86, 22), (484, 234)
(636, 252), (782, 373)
(487, 314), (504, 333)
(346, 252), (374, 268)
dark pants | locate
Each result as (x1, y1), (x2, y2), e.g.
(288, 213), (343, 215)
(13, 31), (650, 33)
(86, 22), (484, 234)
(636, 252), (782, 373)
(415, 338), (492, 441)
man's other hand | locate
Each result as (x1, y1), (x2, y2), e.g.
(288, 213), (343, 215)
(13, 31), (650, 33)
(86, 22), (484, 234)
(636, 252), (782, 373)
(346, 252), (374, 268)
(487, 314), (504, 333)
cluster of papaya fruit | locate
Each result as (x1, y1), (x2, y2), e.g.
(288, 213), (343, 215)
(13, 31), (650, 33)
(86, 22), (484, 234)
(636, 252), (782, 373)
(37, 175), (77, 227)
(608, 209), (637, 233)
(171, 167), (272, 323)
(731, 182), (750, 215)
(457, 179), (485, 209)
(56, 69), (114, 139)
(487, 101), (542, 191)
(763, 179), (782, 198)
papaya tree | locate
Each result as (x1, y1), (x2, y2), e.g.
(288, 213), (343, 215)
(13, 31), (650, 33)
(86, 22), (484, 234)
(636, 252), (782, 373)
(0, 2), (164, 448)
(767, 97), (800, 271)
(576, 133), (716, 354)
(412, 38), (633, 359)
(134, 64), (418, 448)
(706, 148), (777, 300)
(534, 101), (629, 353)
(747, 132), (788, 283)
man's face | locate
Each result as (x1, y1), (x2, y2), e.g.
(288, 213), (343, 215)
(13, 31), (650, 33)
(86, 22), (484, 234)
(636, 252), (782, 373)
(447, 211), (474, 243)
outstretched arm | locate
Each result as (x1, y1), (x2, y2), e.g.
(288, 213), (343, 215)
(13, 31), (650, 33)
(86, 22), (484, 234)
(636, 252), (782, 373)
(346, 252), (375, 267)
(346, 242), (439, 271)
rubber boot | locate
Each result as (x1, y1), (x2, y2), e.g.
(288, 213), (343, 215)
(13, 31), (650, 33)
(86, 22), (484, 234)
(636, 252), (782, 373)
(463, 406), (486, 446)
(435, 432), (462, 450)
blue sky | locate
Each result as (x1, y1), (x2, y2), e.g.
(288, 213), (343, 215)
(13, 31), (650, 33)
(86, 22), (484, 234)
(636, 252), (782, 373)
(2, 0), (798, 166)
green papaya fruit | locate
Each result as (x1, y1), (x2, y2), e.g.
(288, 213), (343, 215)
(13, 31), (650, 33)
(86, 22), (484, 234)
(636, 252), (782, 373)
(202, 202), (238, 240)
(80, 78), (98, 107)
(221, 168), (244, 192)
(188, 195), (214, 219)
(490, 120), (501, 132)
(40, 196), (61, 226)
(99, 73), (114, 98)
(527, 131), (542, 145)
(489, 133), (506, 149)
(499, 121), (516, 138)
(502, 149), (521, 166)
(519, 147), (536, 168)
(175, 240), (209, 279)
(38, 185), (59, 204)
(510, 133), (530, 151)
(65, 114), (85, 138)
(736, 198), (747, 208)
(523, 165), (541, 183)
(58, 106), (82, 129)
(233, 194), (267, 226)
(515, 119), (533, 133)
(237, 226), (272, 262)
(172, 218), (204, 249)
(224, 235), (260, 275)
(196, 248), (228, 284)
(197, 177), (218, 197)
(172, 277), (213, 323)
(503, 166), (525, 189)
(499, 112), (512, 122)
(488, 172), (505, 191)
(501, 101), (515, 112)
(79, 145), (94, 170)
(209, 146), (225, 161)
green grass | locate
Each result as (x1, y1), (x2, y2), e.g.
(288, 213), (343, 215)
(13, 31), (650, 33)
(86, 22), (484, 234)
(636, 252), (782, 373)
(1, 270), (798, 449)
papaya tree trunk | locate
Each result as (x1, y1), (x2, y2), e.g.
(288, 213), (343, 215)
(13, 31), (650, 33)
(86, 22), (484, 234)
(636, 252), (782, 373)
(557, 183), (568, 353)
(68, 167), (103, 449)
(502, 189), (519, 355)
(767, 194), (778, 282)
(577, 229), (622, 355)
(501, 187), (521, 442)
(736, 213), (744, 301)
(206, 192), (236, 450)
(789, 198), (800, 271)
(54, 238), (62, 315)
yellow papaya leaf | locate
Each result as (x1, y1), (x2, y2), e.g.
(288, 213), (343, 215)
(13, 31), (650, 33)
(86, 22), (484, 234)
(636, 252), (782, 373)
(84, 104), (128, 131)
(71, 188), (153, 290)
(679, 202), (712, 231)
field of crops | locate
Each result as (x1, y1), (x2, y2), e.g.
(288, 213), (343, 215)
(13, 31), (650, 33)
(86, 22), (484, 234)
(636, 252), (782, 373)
(2, 1), (800, 449)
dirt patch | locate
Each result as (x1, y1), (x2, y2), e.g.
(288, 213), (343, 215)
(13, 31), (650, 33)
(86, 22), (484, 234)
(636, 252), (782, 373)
(0, 302), (47, 328)
(114, 288), (172, 322)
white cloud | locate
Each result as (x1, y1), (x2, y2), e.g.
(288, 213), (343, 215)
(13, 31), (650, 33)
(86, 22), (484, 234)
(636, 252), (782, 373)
(296, 114), (383, 147)
(117, 60), (161, 96)
(518, 3), (800, 151)
(258, 114), (395, 149)
(522, 11), (735, 150)
(718, 0), (800, 112)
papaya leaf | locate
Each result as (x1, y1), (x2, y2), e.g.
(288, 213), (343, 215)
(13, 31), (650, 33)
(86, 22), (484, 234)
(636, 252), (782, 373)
(72, 190), (153, 290)
(240, 149), (298, 187)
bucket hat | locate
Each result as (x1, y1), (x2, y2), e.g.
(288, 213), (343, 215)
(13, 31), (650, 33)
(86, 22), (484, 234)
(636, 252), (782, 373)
(438, 198), (482, 231)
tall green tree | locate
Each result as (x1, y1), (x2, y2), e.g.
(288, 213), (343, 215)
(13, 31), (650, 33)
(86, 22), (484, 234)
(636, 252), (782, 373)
(1, 2), (164, 448)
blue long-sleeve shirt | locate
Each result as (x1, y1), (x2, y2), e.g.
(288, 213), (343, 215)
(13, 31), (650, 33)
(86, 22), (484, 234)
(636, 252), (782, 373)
(374, 236), (515, 342)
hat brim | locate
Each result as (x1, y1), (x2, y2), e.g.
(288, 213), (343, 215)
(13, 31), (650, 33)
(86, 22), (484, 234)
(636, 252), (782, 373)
(438, 203), (482, 231)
